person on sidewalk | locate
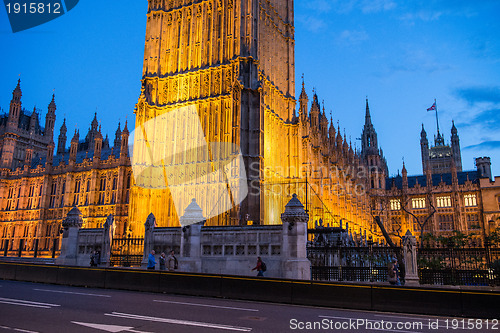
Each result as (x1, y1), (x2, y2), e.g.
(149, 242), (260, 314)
(167, 250), (178, 271)
(252, 256), (265, 277)
(159, 252), (166, 271)
(147, 250), (156, 270)
(388, 258), (401, 285)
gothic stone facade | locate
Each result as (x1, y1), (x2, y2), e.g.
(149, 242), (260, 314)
(128, 0), (375, 237)
(0, 81), (132, 257)
(1, 0), (499, 256)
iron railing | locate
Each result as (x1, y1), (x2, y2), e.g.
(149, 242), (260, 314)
(109, 237), (144, 267)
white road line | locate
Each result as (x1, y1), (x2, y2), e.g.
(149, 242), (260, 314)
(105, 312), (252, 332)
(374, 313), (449, 321)
(0, 325), (39, 333)
(0, 300), (51, 308)
(153, 299), (259, 312)
(33, 288), (111, 297)
(0, 297), (60, 308)
(318, 315), (422, 333)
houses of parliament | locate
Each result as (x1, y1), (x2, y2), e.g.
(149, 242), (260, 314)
(1, 0), (499, 257)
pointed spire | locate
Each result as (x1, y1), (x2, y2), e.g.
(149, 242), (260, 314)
(71, 129), (79, 143)
(329, 116), (335, 137)
(60, 118), (67, 133)
(451, 120), (457, 135)
(48, 94), (56, 110)
(299, 73), (307, 100)
(13, 78), (21, 94)
(122, 120), (129, 135)
(402, 161), (407, 174)
(91, 112), (98, 130)
(115, 122), (122, 136)
(365, 97), (372, 125)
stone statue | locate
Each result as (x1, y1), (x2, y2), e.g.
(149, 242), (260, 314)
(101, 214), (114, 267)
(402, 230), (419, 285)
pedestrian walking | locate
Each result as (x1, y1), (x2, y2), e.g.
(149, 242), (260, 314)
(388, 258), (400, 285)
(147, 250), (156, 270)
(252, 256), (266, 277)
(167, 250), (177, 271)
(95, 251), (100, 266)
(90, 251), (97, 267)
(159, 252), (166, 271)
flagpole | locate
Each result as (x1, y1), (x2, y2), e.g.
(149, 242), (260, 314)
(434, 98), (440, 135)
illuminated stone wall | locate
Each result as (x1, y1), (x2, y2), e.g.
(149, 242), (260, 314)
(129, 0), (297, 232)
(0, 116), (131, 258)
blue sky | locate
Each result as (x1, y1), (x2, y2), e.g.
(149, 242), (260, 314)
(1, 0), (499, 177)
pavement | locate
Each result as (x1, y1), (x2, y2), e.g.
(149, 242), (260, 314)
(0, 280), (497, 332)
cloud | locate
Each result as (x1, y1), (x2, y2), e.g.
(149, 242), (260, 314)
(361, 0), (396, 13)
(339, 29), (369, 44)
(296, 15), (327, 33)
(305, 0), (333, 13)
(399, 11), (443, 22)
(311, 0), (396, 14)
(463, 141), (500, 151)
(387, 48), (452, 73)
(455, 86), (500, 105)
(469, 108), (500, 131)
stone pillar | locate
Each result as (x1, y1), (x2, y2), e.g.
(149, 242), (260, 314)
(180, 199), (205, 272)
(402, 230), (419, 285)
(281, 194), (311, 280)
(141, 213), (156, 267)
(55, 207), (83, 266)
(100, 214), (114, 267)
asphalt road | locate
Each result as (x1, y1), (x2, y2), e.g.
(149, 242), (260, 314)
(0, 280), (497, 333)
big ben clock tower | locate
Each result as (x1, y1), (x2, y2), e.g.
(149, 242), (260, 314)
(129, 0), (298, 231)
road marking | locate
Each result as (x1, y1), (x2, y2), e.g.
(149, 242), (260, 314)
(72, 322), (152, 333)
(373, 314), (450, 321)
(105, 312), (252, 332)
(0, 326), (39, 333)
(0, 297), (60, 309)
(153, 299), (259, 312)
(318, 315), (422, 333)
(33, 288), (111, 297)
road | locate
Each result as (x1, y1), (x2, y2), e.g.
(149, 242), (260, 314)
(0, 280), (497, 332)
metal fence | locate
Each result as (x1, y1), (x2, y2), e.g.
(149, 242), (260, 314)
(308, 245), (401, 282)
(109, 237), (144, 267)
(418, 246), (500, 286)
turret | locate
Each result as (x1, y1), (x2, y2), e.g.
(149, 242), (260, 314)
(420, 124), (429, 173)
(320, 106), (328, 138)
(360, 98), (378, 158)
(57, 119), (67, 155)
(91, 112), (98, 131)
(103, 134), (110, 150)
(29, 107), (38, 132)
(120, 120), (129, 159)
(310, 93), (320, 129)
(328, 118), (336, 153)
(336, 124), (342, 149)
(476, 157), (492, 181)
(7, 79), (22, 128)
(70, 129), (79, 162)
(45, 94), (56, 139)
(451, 121), (462, 171)
(114, 122), (122, 149)
(94, 125), (103, 160)
(298, 77), (308, 123)
(402, 161), (408, 190)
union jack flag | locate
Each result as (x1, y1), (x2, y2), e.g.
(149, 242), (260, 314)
(427, 102), (436, 111)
